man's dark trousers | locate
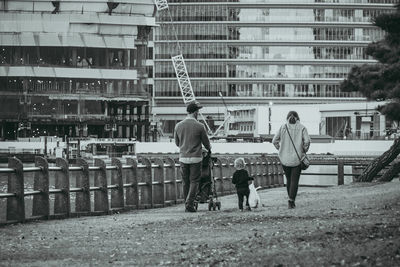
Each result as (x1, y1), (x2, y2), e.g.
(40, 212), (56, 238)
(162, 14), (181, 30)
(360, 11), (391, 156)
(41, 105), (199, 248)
(180, 162), (202, 210)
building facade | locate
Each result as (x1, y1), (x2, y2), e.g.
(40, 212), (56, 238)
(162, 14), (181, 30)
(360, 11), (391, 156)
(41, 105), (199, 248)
(153, 0), (398, 137)
(0, 0), (156, 141)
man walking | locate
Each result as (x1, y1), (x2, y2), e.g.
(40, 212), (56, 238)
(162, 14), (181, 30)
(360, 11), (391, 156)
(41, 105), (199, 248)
(174, 102), (211, 212)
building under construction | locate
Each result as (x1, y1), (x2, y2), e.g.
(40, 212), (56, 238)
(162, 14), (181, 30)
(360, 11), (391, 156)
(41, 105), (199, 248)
(0, 0), (156, 141)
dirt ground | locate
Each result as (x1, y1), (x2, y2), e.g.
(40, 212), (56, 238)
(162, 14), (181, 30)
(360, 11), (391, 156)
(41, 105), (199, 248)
(1, 181), (400, 267)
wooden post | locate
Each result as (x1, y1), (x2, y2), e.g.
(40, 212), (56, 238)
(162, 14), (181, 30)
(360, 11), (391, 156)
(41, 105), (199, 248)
(276, 159), (285, 186)
(111, 158), (124, 209)
(260, 156), (268, 188)
(338, 160), (344, 185)
(164, 157), (177, 205)
(55, 158), (70, 216)
(94, 158), (109, 213)
(139, 157), (152, 208)
(175, 158), (184, 204)
(213, 158), (223, 195)
(32, 156), (49, 219)
(244, 158), (252, 179)
(152, 158), (165, 208)
(266, 157), (273, 188)
(255, 157), (263, 188)
(220, 158), (230, 196)
(272, 156), (280, 186)
(75, 158), (90, 213)
(126, 158), (139, 208)
(7, 157), (25, 223)
(228, 157), (236, 194)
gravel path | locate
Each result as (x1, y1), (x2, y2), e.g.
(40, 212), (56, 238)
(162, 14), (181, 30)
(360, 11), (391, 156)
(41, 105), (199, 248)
(1, 181), (400, 267)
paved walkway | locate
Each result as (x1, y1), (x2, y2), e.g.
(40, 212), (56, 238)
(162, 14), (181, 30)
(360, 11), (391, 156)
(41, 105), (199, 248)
(1, 181), (400, 266)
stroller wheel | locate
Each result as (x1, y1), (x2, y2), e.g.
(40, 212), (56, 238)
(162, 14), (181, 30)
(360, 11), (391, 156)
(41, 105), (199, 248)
(208, 200), (214, 211)
(216, 202), (221, 210)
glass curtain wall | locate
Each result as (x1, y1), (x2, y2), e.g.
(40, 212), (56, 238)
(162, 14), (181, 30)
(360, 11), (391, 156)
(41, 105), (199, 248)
(154, 0), (397, 99)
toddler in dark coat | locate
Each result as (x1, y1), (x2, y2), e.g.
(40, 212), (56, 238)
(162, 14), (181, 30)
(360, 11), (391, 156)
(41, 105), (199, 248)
(232, 158), (253, 211)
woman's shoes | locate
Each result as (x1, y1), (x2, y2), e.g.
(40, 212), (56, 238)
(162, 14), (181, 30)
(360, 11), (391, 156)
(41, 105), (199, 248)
(288, 200), (295, 209)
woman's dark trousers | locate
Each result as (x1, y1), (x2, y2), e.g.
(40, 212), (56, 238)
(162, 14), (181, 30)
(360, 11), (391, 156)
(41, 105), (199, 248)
(282, 165), (301, 201)
(236, 187), (250, 210)
(180, 162), (202, 210)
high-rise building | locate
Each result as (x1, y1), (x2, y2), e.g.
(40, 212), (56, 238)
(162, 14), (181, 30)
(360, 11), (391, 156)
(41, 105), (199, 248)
(0, 0), (156, 141)
(153, 0), (398, 138)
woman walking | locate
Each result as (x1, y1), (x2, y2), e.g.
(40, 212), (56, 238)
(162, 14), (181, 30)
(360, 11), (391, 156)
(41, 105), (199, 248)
(272, 111), (311, 209)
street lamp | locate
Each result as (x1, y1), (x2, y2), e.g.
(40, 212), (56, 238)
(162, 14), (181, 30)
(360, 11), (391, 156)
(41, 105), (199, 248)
(268, 101), (273, 135)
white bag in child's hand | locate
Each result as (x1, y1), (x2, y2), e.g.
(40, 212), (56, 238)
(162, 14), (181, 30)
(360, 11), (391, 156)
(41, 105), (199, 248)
(248, 182), (261, 208)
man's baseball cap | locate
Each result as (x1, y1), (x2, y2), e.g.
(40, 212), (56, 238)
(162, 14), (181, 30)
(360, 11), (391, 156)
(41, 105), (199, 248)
(186, 102), (203, 113)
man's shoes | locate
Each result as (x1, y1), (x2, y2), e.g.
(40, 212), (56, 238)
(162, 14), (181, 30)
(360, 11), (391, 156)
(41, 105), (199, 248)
(288, 200), (295, 209)
(246, 206), (252, 211)
(185, 207), (196, 212)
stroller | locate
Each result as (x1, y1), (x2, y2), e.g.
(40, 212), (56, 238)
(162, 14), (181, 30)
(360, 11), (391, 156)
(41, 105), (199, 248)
(194, 151), (221, 211)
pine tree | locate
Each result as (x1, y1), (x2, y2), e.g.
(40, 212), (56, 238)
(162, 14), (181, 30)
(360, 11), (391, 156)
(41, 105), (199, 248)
(341, 4), (400, 182)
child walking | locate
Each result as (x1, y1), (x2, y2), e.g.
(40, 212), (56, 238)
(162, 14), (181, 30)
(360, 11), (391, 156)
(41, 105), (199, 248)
(232, 158), (253, 211)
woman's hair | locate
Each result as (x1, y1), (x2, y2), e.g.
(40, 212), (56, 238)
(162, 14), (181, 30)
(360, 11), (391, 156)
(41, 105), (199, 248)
(234, 157), (245, 170)
(287, 111), (300, 124)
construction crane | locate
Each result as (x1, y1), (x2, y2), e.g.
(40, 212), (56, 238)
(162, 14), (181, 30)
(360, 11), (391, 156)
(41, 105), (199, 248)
(154, 0), (168, 11)
(154, 0), (215, 135)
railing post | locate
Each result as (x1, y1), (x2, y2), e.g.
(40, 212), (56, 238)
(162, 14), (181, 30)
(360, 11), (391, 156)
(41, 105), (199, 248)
(260, 156), (268, 188)
(220, 157), (230, 196)
(244, 157), (252, 179)
(55, 158), (70, 217)
(213, 158), (223, 195)
(126, 158), (139, 208)
(338, 159), (344, 185)
(7, 157), (25, 223)
(75, 158), (90, 214)
(352, 163), (364, 183)
(152, 158), (165, 208)
(111, 158), (124, 210)
(276, 159), (284, 186)
(164, 157), (177, 205)
(94, 158), (109, 213)
(228, 157), (236, 194)
(175, 158), (184, 204)
(255, 157), (263, 188)
(266, 157), (273, 187)
(271, 156), (280, 186)
(139, 157), (152, 208)
(32, 156), (49, 219)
